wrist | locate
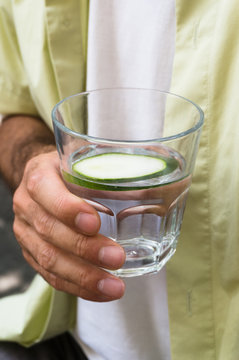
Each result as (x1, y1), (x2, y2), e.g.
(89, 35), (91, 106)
(0, 115), (56, 190)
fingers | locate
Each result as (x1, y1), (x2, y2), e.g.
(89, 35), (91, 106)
(14, 189), (125, 270)
(22, 249), (123, 302)
(15, 219), (125, 301)
(13, 151), (126, 302)
(22, 152), (101, 235)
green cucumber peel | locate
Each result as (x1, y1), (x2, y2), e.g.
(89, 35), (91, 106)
(72, 152), (179, 184)
(62, 170), (183, 191)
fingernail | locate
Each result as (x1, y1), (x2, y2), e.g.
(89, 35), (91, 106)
(75, 213), (99, 234)
(97, 278), (125, 298)
(98, 246), (125, 268)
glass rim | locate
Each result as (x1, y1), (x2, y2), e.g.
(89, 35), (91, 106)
(52, 88), (204, 144)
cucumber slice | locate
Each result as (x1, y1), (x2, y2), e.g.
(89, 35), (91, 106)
(72, 152), (178, 183)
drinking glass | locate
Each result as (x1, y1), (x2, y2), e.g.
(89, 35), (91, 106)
(52, 88), (204, 277)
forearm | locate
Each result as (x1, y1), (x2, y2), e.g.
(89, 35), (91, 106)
(0, 115), (56, 191)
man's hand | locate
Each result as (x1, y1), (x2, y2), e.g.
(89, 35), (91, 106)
(13, 151), (126, 301)
(0, 115), (125, 302)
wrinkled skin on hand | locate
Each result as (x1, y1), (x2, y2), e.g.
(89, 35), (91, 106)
(13, 151), (125, 302)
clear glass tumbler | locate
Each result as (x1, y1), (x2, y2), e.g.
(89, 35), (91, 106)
(52, 88), (204, 277)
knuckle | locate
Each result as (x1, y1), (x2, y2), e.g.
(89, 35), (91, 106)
(21, 249), (32, 265)
(12, 188), (22, 214)
(37, 245), (57, 271)
(77, 269), (90, 289)
(26, 168), (43, 197)
(24, 156), (40, 175)
(12, 219), (20, 238)
(47, 273), (62, 291)
(13, 219), (26, 247)
(53, 193), (69, 218)
(34, 212), (55, 239)
(75, 234), (89, 258)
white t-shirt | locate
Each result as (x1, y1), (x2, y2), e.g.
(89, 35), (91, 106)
(73, 1), (175, 359)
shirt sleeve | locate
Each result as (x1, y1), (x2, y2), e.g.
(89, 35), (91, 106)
(0, 1), (38, 116)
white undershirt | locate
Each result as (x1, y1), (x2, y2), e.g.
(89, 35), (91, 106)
(74, 1), (175, 359)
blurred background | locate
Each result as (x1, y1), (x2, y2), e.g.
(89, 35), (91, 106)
(0, 176), (35, 299)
